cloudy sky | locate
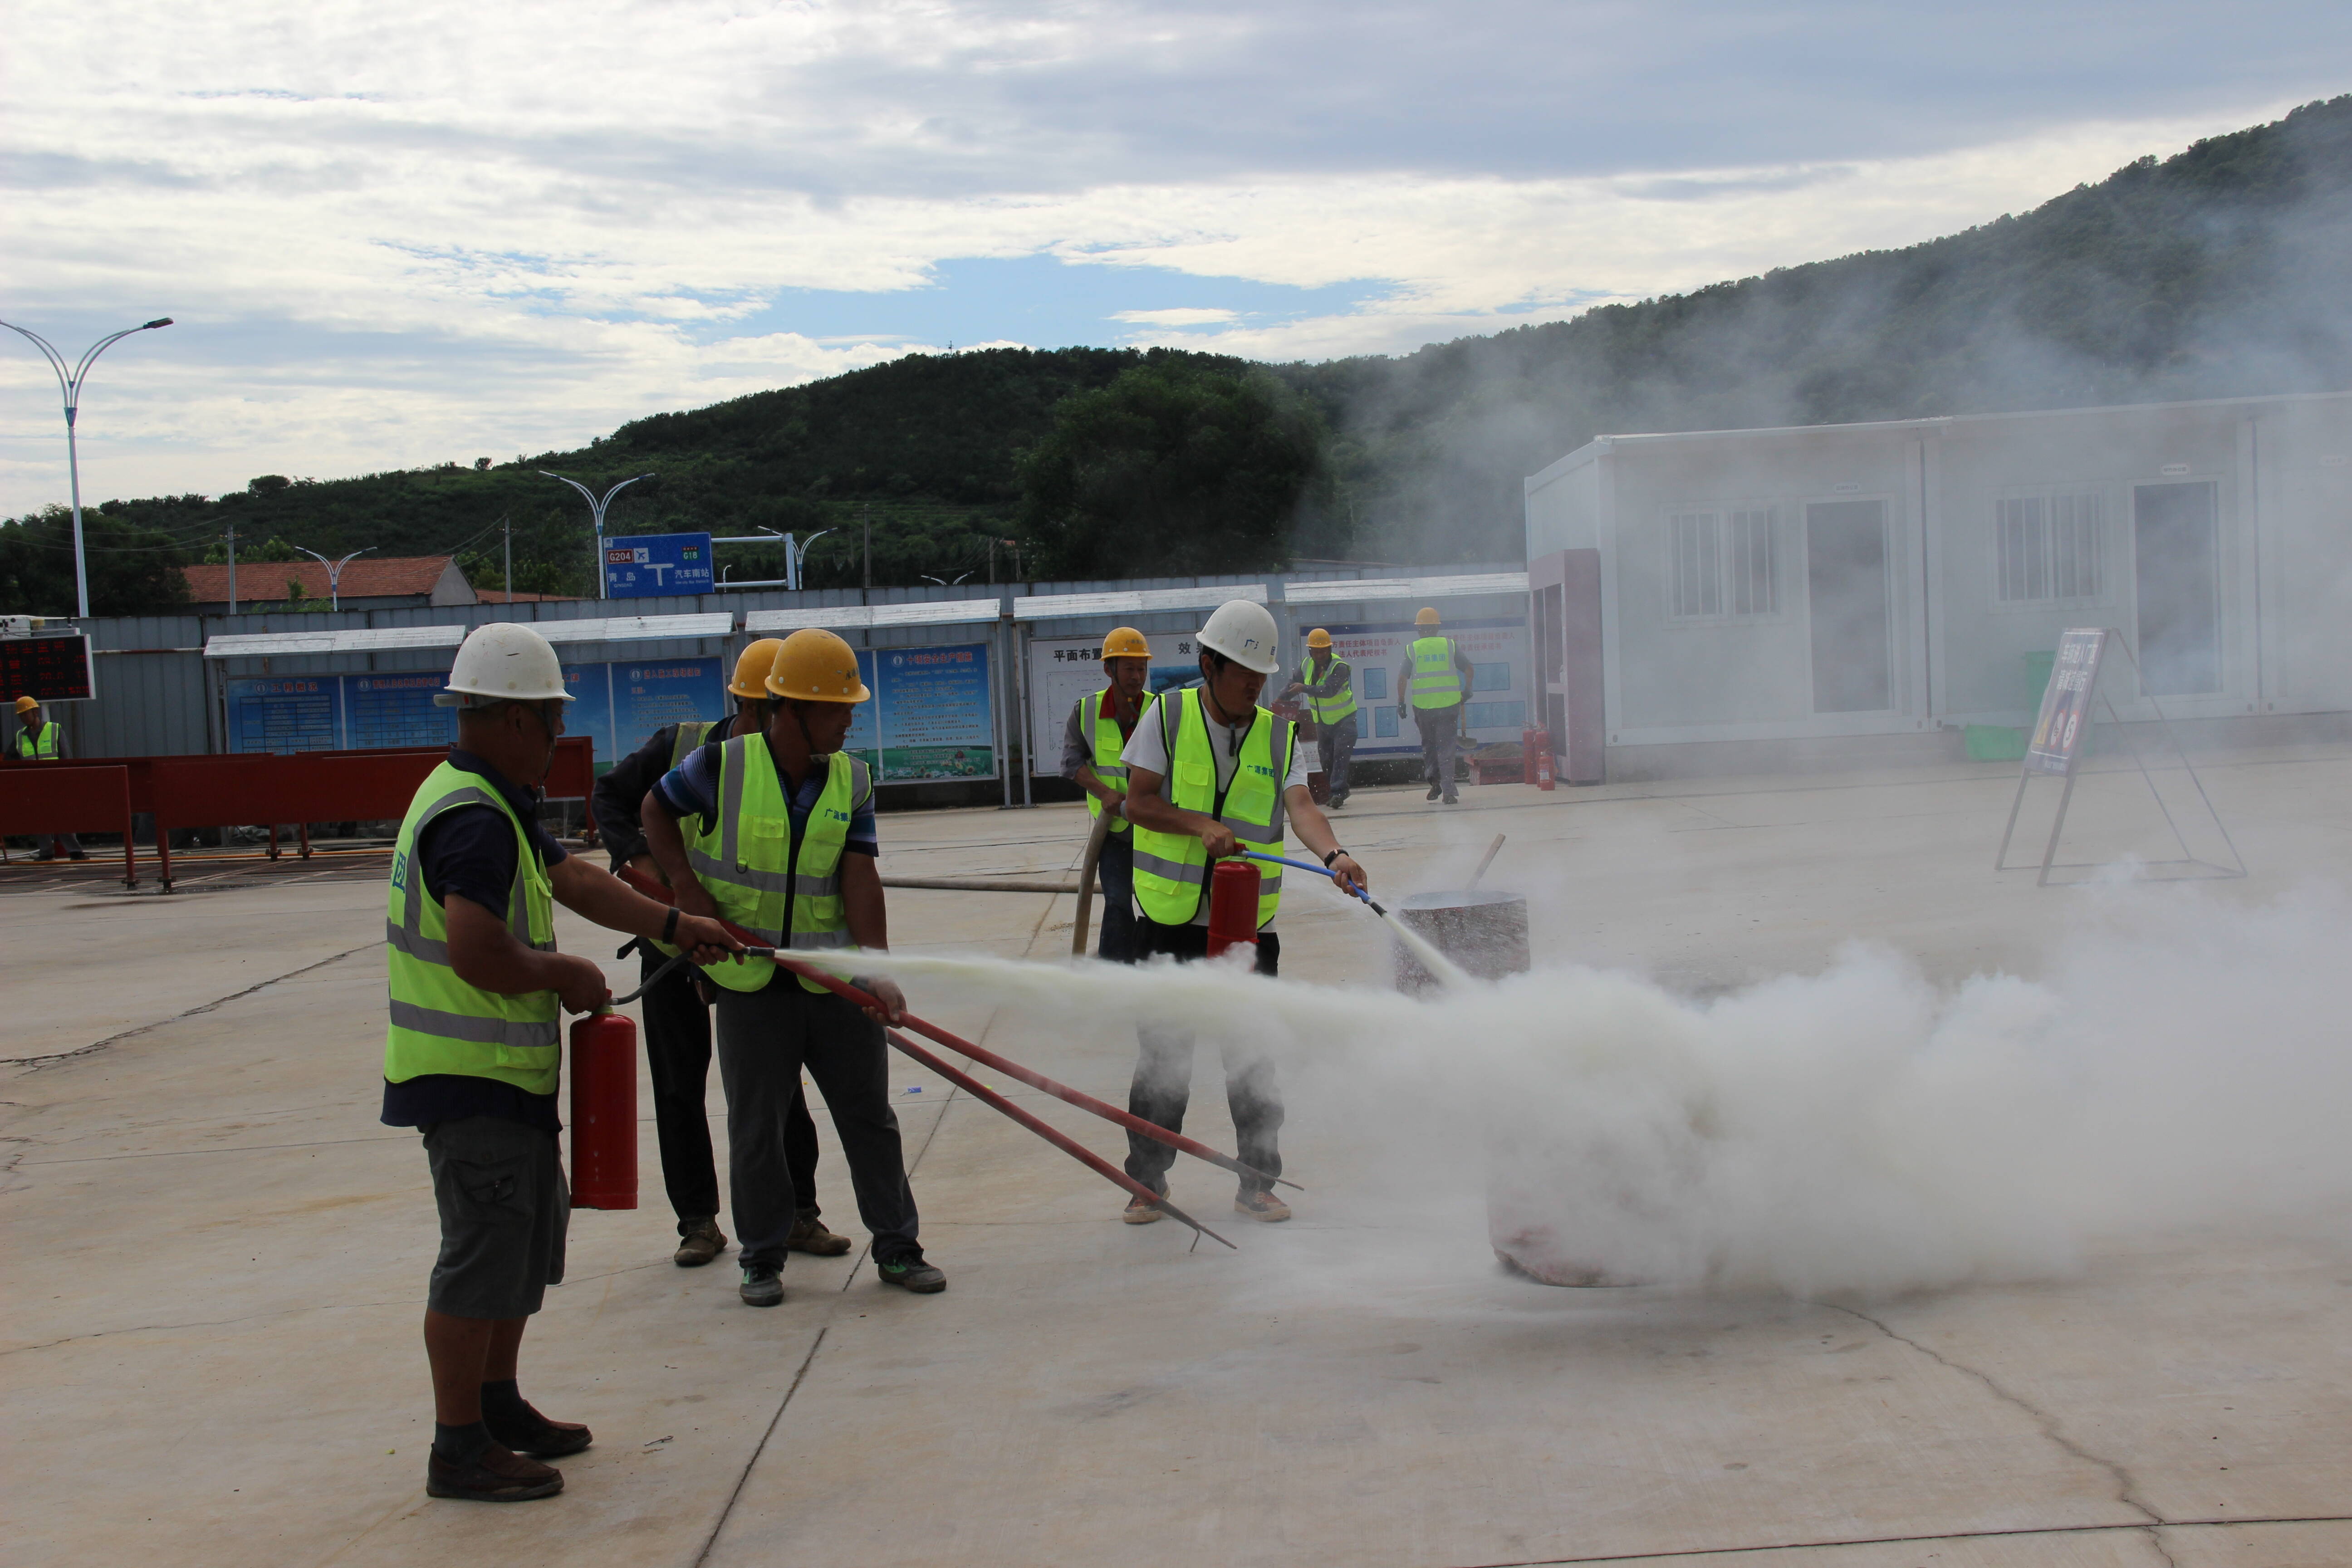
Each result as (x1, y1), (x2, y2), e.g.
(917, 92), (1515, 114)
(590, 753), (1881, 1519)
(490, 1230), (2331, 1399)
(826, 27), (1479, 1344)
(4, 1), (2346, 514)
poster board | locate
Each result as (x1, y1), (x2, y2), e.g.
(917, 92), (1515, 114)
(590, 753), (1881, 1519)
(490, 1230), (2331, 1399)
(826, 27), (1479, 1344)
(1286, 617), (1530, 756)
(843, 641), (996, 783)
(1025, 633), (1205, 768)
(0, 633), (97, 703)
(2024, 627), (2107, 777)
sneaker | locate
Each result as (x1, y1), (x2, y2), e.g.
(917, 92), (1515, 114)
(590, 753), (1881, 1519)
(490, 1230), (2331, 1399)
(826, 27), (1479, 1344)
(876, 1257), (947, 1293)
(739, 1263), (783, 1307)
(426, 1443), (564, 1502)
(787, 1212), (853, 1256)
(1425, 785), (1442, 802)
(1122, 1192), (1165, 1225)
(484, 1403), (593, 1459)
(674, 1218), (728, 1268)
(1235, 1190), (1292, 1222)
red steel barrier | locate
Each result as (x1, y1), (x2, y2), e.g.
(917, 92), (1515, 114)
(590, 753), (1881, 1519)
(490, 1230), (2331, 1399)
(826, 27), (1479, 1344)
(0, 765), (138, 886)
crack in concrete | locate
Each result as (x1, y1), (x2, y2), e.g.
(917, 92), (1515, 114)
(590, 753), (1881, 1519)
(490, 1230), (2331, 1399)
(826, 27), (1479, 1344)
(0, 941), (379, 1071)
(1833, 1305), (2177, 1566)
(1451, 1513), (2352, 1567)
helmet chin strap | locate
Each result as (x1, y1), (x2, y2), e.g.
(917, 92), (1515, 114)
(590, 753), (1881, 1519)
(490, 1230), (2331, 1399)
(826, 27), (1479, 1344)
(788, 700), (832, 761)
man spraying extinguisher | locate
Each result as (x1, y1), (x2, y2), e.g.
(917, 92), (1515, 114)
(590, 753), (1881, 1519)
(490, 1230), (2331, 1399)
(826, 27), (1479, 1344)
(382, 622), (739, 1504)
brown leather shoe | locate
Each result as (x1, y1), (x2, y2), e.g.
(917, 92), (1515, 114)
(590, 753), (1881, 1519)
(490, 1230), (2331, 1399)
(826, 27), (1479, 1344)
(485, 1404), (593, 1458)
(787, 1213), (853, 1256)
(674, 1218), (728, 1267)
(426, 1443), (563, 1502)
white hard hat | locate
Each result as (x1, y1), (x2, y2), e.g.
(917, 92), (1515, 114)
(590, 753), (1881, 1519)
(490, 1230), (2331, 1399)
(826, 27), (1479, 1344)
(1196, 599), (1281, 675)
(435, 622), (573, 707)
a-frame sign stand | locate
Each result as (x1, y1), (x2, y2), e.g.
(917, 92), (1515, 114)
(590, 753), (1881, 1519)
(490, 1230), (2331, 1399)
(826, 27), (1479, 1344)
(1994, 627), (2246, 887)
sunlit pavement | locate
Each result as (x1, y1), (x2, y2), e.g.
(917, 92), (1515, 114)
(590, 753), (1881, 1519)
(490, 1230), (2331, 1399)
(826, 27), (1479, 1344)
(8, 748), (2351, 1567)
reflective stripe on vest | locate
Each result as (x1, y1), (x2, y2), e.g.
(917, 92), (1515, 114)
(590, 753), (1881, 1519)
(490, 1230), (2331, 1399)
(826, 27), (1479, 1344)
(1305, 658), (1356, 725)
(684, 737), (867, 994)
(1078, 691), (1132, 835)
(1407, 637), (1463, 709)
(383, 763), (562, 1096)
(1130, 687), (1294, 929)
(16, 722), (61, 759)
(671, 719), (715, 769)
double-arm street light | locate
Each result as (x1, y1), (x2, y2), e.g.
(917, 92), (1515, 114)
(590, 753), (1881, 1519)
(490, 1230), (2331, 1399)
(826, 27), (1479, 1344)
(291, 544), (377, 612)
(0, 316), (173, 618)
(539, 470), (654, 599)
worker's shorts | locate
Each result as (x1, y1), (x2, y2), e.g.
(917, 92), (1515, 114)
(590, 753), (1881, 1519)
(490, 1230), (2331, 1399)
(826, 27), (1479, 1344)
(422, 1116), (568, 1319)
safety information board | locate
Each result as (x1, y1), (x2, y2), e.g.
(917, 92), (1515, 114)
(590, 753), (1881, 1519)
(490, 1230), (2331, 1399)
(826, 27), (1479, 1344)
(225, 676), (344, 753)
(843, 641), (995, 783)
(1024, 634), (1203, 771)
(603, 533), (714, 599)
(0, 633), (96, 703)
(2026, 628), (2108, 776)
(347, 672), (452, 748)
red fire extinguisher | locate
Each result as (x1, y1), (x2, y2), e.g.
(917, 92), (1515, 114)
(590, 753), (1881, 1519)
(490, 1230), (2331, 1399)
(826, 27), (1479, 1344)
(1205, 859), (1261, 960)
(569, 1009), (638, 1210)
(1530, 729), (1555, 791)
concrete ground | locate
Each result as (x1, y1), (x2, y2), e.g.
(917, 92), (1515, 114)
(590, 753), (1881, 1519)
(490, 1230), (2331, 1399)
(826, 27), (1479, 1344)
(6, 746), (2351, 1567)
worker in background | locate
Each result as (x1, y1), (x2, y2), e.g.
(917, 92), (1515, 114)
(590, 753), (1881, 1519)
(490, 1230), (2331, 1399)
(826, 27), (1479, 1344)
(1396, 607), (1475, 805)
(12, 696), (86, 860)
(641, 627), (947, 1308)
(590, 639), (850, 1269)
(384, 622), (741, 1504)
(1060, 626), (1152, 962)
(1281, 628), (1356, 810)
(1121, 600), (1368, 1225)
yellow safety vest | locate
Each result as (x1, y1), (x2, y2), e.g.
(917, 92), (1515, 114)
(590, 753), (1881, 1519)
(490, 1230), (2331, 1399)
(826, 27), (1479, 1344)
(15, 721), (61, 759)
(671, 719), (715, 768)
(1131, 687), (1295, 930)
(684, 735), (869, 994)
(384, 761), (562, 1095)
(1407, 637), (1463, 710)
(1303, 657), (1356, 725)
(1075, 690), (1133, 836)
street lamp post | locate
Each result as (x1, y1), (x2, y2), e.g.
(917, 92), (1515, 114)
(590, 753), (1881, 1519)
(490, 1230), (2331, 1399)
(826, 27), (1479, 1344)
(0, 316), (173, 618)
(292, 545), (377, 612)
(538, 471), (654, 599)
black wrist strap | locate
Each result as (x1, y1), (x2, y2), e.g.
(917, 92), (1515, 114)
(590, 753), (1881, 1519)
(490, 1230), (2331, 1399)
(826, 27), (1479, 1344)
(661, 906), (680, 945)
(1322, 847), (1344, 867)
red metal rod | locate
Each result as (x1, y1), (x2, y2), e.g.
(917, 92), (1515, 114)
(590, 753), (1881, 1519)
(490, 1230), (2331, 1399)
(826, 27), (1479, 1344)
(614, 864), (1293, 1191)
(882, 1025), (1234, 1249)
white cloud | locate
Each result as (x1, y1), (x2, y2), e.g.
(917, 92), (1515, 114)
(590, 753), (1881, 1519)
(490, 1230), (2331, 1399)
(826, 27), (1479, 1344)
(0, 0), (2334, 512)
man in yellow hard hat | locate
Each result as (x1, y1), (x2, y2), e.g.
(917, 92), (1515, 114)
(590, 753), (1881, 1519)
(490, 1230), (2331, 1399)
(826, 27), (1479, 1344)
(12, 696), (87, 859)
(384, 622), (740, 1503)
(1281, 628), (1356, 810)
(1396, 607), (1475, 805)
(1059, 626), (1152, 961)
(642, 627), (947, 1307)
(590, 639), (852, 1269)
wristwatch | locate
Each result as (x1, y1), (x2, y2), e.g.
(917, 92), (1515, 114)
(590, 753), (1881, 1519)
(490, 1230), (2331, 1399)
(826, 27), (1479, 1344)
(1322, 847), (1345, 867)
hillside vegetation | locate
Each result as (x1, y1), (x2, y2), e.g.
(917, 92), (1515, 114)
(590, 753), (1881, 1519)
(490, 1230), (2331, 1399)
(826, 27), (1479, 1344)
(5, 95), (2346, 615)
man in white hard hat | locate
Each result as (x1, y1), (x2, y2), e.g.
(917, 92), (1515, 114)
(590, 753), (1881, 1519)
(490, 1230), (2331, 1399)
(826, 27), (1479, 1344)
(590, 639), (852, 1269)
(641, 627), (948, 1308)
(1119, 599), (1367, 1224)
(384, 622), (742, 1504)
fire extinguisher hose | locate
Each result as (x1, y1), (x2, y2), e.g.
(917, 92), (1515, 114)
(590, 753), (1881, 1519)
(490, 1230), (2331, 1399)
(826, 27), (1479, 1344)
(613, 865), (1296, 1197)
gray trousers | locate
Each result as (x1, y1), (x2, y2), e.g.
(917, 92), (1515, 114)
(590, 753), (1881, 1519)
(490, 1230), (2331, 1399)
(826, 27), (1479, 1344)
(1412, 706), (1460, 798)
(1094, 827), (1139, 964)
(714, 980), (921, 1271)
(1316, 715), (1357, 801)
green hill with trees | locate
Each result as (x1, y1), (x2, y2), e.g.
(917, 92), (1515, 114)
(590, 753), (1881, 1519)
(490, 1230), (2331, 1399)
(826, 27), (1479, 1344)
(5, 94), (2346, 615)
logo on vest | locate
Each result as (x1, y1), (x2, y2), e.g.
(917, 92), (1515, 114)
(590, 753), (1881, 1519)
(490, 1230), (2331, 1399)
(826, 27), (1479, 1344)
(390, 850), (408, 890)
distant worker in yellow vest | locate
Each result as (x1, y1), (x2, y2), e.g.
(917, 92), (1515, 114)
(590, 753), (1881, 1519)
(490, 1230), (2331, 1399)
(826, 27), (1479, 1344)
(1120, 600), (1368, 1225)
(12, 696), (86, 859)
(590, 639), (852, 1269)
(1281, 628), (1356, 810)
(383, 622), (741, 1504)
(641, 628), (949, 1308)
(1059, 626), (1152, 963)
(1396, 607), (1475, 805)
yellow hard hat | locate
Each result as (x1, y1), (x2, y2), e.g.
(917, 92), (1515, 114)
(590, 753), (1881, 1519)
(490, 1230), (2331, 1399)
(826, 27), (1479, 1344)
(1305, 627), (1333, 649)
(729, 638), (785, 699)
(1414, 607), (1441, 627)
(764, 627), (871, 703)
(14, 696), (37, 715)
(1101, 626), (1152, 660)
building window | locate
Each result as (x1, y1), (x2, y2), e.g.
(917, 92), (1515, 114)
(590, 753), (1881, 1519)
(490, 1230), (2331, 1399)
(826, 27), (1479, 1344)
(1996, 492), (2105, 603)
(1668, 509), (1776, 619)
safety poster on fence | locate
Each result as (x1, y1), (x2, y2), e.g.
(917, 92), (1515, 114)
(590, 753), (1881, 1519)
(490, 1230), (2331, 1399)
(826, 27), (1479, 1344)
(841, 641), (995, 783)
